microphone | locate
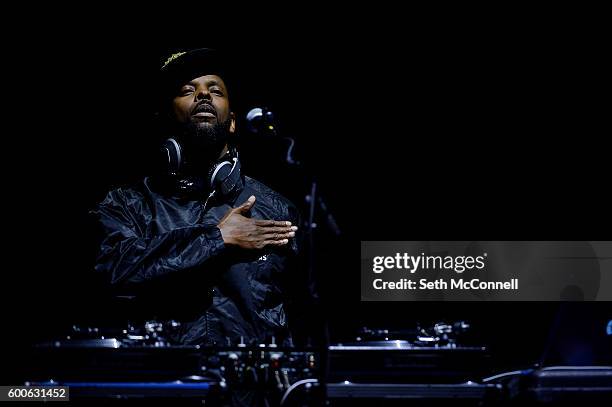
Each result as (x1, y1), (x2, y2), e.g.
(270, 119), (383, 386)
(245, 107), (298, 165)
(245, 107), (277, 136)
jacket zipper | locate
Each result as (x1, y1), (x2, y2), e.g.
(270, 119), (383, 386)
(201, 190), (215, 343)
(202, 190), (216, 214)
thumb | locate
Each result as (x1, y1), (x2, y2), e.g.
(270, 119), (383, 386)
(235, 195), (256, 213)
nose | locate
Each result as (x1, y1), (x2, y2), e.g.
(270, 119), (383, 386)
(195, 87), (211, 102)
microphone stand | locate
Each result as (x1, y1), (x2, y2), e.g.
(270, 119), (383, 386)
(282, 136), (341, 237)
(245, 109), (340, 357)
(256, 117), (340, 237)
(280, 135), (336, 402)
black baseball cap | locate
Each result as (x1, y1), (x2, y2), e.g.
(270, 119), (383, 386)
(159, 48), (233, 97)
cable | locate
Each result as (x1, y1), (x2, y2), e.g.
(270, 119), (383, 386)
(482, 369), (533, 383)
(279, 378), (318, 406)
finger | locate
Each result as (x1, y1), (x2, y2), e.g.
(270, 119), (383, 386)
(262, 239), (289, 246)
(259, 226), (295, 234)
(254, 219), (294, 227)
(235, 195), (256, 213)
(262, 231), (295, 240)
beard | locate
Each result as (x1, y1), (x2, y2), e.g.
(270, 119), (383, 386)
(177, 118), (232, 172)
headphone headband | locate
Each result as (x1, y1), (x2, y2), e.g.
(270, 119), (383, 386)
(161, 139), (243, 199)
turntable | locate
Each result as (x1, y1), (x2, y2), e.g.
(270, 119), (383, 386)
(328, 322), (492, 384)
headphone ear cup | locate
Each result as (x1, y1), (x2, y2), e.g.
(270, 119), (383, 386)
(210, 160), (233, 188)
(210, 157), (242, 198)
(162, 138), (182, 175)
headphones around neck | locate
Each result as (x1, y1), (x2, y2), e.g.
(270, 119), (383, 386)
(161, 137), (243, 198)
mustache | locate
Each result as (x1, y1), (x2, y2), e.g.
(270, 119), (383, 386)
(191, 102), (217, 116)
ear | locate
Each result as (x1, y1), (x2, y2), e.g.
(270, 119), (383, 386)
(229, 111), (236, 134)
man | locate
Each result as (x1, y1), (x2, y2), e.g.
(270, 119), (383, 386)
(91, 48), (300, 346)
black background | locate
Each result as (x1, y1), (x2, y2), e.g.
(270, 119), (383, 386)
(3, 8), (610, 379)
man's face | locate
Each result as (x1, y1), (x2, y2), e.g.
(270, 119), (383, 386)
(172, 74), (234, 131)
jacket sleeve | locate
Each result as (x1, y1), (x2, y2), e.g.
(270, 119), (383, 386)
(91, 188), (225, 287)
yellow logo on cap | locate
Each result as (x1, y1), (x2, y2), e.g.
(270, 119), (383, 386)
(162, 51), (187, 69)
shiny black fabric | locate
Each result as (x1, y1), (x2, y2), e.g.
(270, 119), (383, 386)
(91, 175), (299, 346)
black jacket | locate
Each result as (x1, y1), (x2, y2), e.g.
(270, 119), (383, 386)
(91, 175), (300, 346)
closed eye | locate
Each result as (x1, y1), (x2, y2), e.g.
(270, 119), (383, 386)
(179, 86), (195, 96)
(210, 87), (224, 96)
